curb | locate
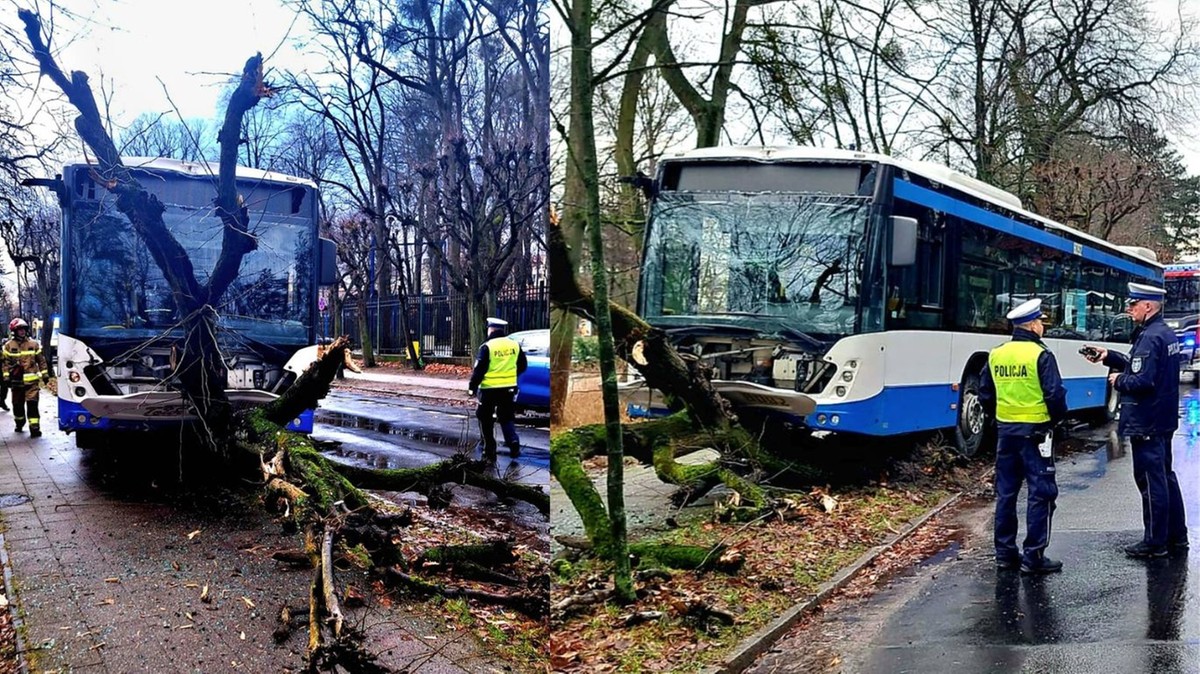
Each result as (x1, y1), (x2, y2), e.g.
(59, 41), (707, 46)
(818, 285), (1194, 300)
(700, 491), (964, 674)
(0, 532), (30, 674)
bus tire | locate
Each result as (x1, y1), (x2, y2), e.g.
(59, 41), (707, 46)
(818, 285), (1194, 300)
(954, 371), (994, 458)
(1086, 381), (1119, 427)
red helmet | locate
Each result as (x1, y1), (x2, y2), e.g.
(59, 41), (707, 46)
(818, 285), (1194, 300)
(8, 318), (27, 332)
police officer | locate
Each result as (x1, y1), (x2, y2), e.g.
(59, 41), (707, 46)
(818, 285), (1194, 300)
(979, 298), (1068, 574)
(468, 317), (527, 458)
(1, 318), (50, 437)
(1083, 282), (1188, 558)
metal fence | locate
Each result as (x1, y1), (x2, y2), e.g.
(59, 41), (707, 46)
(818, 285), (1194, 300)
(325, 285), (548, 357)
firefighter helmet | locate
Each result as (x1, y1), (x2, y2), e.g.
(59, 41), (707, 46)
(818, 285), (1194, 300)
(8, 318), (27, 332)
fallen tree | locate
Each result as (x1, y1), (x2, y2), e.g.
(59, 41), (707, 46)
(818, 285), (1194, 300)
(550, 213), (825, 560)
(20, 10), (548, 670)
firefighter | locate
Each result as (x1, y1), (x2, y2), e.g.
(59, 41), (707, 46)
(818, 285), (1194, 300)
(468, 317), (527, 458)
(978, 298), (1068, 574)
(2, 318), (50, 437)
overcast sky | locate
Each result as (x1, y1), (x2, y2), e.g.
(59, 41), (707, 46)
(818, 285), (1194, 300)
(14, 0), (322, 132)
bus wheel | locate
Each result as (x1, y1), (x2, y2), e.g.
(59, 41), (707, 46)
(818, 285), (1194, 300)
(1085, 382), (1119, 427)
(954, 372), (993, 458)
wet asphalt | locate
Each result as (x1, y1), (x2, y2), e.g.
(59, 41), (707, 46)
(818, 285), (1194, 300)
(314, 390), (550, 487)
(763, 385), (1200, 673)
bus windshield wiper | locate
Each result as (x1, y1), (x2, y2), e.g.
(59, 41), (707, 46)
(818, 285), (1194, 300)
(663, 323), (760, 336)
(775, 325), (824, 349)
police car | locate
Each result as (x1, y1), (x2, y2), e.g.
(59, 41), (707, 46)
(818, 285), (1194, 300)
(510, 329), (549, 411)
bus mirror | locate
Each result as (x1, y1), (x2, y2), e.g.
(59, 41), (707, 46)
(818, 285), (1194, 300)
(20, 176), (69, 207)
(890, 216), (918, 266)
(318, 238), (337, 286)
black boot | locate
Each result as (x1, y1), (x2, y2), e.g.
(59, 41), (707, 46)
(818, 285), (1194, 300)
(29, 426), (40, 438)
(14, 421), (23, 433)
(507, 443), (521, 458)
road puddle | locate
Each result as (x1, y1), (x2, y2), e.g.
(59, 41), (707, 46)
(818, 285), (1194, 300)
(0, 494), (30, 508)
(315, 411), (473, 447)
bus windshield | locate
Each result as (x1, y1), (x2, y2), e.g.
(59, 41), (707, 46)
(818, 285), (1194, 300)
(1165, 275), (1200, 318)
(67, 174), (314, 346)
(640, 192), (871, 339)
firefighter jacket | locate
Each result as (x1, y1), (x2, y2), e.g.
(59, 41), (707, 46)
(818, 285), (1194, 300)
(2, 336), (49, 387)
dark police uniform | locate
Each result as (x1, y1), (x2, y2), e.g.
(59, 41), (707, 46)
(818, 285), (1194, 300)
(468, 318), (528, 458)
(979, 299), (1067, 574)
(1103, 284), (1187, 557)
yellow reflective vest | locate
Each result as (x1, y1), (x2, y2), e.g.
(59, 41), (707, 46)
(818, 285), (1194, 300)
(988, 341), (1050, 424)
(480, 337), (520, 389)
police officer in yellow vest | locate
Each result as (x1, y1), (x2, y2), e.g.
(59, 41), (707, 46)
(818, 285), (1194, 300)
(468, 317), (528, 458)
(978, 298), (1068, 574)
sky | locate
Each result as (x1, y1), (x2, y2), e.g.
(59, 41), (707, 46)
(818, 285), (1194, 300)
(13, 0), (324, 140)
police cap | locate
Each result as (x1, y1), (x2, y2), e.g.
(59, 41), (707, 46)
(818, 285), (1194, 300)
(1127, 283), (1166, 302)
(1006, 298), (1043, 324)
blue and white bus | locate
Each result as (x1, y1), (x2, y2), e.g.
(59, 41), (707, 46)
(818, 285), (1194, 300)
(48, 158), (336, 448)
(625, 147), (1162, 455)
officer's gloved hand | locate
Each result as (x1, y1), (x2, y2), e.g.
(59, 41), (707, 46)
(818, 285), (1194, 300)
(467, 387), (476, 397)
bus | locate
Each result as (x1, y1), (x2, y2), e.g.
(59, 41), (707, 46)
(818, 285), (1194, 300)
(43, 158), (335, 448)
(624, 146), (1163, 455)
(1164, 262), (1200, 383)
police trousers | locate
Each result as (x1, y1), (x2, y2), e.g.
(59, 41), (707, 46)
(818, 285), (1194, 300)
(1130, 434), (1187, 548)
(476, 387), (519, 453)
(995, 433), (1058, 564)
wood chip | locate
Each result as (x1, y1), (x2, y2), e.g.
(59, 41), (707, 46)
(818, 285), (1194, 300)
(200, 585), (211, 603)
(241, 596), (255, 609)
(187, 529), (202, 540)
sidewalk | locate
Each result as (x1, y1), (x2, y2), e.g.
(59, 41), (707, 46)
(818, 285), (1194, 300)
(0, 406), (509, 673)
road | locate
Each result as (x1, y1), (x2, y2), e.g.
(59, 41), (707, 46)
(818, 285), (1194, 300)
(751, 385), (1200, 673)
(313, 389), (549, 489)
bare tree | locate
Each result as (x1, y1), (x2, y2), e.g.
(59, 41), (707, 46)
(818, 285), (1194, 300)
(0, 193), (59, 356)
(117, 112), (215, 161)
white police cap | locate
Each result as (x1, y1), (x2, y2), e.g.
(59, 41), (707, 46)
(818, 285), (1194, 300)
(1127, 282), (1166, 302)
(486, 317), (508, 328)
(1006, 298), (1043, 323)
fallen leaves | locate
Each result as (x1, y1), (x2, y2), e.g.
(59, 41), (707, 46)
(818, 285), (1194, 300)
(552, 482), (966, 672)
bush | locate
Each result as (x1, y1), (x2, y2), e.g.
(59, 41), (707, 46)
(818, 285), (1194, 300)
(572, 335), (599, 364)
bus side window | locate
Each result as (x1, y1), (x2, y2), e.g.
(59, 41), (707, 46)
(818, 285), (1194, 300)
(888, 207), (944, 329)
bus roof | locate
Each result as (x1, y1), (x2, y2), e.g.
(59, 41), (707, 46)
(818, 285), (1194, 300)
(1166, 262), (1200, 277)
(63, 157), (317, 189)
(660, 146), (1162, 269)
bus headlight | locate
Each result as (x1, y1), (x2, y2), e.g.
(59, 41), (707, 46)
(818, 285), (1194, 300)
(816, 414), (827, 424)
(835, 386), (847, 397)
(68, 371), (80, 383)
(841, 370), (854, 382)
(831, 415), (840, 425)
(847, 360), (858, 369)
